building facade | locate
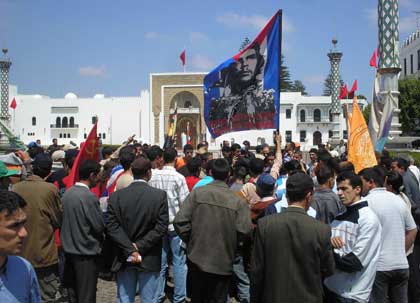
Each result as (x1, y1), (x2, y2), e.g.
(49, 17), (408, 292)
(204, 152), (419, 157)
(7, 73), (366, 151)
(400, 30), (420, 79)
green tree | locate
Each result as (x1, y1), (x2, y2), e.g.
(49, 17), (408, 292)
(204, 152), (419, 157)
(292, 80), (308, 95)
(362, 103), (371, 126)
(399, 77), (420, 134)
(323, 73), (345, 96)
(357, 94), (367, 100)
(280, 54), (293, 92)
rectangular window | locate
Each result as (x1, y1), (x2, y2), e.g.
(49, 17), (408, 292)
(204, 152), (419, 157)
(411, 54), (414, 74)
(300, 130), (306, 142)
(418, 50), (420, 70)
(329, 130), (333, 138)
(286, 109), (291, 119)
(286, 131), (292, 143)
(404, 58), (407, 76)
(343, 130), (348, 139)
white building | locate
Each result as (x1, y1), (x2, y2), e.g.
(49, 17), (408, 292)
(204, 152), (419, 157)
(400, 30), (420, 79)
(7, 86), (151, 146)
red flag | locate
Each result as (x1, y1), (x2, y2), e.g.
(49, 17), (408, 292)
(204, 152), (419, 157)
(180, 50), (186, 66)
(10, 98), (16, 109)
(348, 80), (358, 98)
(369, 49), (378, 68)
(339, 84), (348, 99)
(67, 121), (99, 186)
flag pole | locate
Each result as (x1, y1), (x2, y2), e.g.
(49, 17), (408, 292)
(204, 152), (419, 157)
(277, 10), (282, 136)
(183, 46), (186, 73)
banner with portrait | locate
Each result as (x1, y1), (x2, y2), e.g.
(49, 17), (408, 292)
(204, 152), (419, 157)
(204, 10), (282, 138)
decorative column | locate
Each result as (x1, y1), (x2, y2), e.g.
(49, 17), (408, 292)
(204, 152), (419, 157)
(378, 0), (401, 136)
(0, 49), (11, 124)
(327, 38), (343, 141)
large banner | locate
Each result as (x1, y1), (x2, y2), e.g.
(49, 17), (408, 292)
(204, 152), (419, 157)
(204, 10), (282, 138)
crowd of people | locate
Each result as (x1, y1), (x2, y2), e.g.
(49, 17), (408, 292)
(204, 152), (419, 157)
(1, 134), (420, 303)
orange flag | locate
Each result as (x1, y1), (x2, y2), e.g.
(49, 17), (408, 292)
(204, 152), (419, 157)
(67, 121), (99, 186)
(348, 97), (377, 173)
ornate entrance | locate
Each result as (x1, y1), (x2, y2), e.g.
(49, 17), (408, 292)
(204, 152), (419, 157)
(176, 116), (198, 149)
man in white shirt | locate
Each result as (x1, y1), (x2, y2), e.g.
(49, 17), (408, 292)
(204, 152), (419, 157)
(149, 147), (189, 303)
(359, 167), (417, 303)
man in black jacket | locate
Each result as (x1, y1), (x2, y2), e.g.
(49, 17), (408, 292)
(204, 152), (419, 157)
(61, 159), (104, 303)
(107, 157), (168, 303)
(250, 172), (335, 303)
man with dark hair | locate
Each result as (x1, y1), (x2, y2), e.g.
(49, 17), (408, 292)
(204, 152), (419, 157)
(107, 157), (168, 303)
(147, 145), (164, 170)
(337, 161), (355, 174)
(101, 146), (113, 161)
(174, 158), (252, 303)
(324, 172), (382, 302)
(149, 147), (189, 303)
(60, 160), (104, 303)
(250, 172), (334, 303)
(0, 190), (42, 302)
(311, 165), (344, 224)
(12, 153), (65, 302)
(115, 149), (136, 191)
(221, 145), (232, 164)
(185, 157), (202, 192)
(193, 159), (215, 189)
(392, 157), (420, 207)
(359, 167), (417, 303)
(307, 148), (318, 176)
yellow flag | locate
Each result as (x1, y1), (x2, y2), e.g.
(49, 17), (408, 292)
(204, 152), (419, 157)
(348, 97), (377, 173)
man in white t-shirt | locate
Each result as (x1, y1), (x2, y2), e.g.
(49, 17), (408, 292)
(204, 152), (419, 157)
(359, 167), (417, 303)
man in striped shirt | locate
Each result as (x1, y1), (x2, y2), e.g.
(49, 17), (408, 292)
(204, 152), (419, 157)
(149, 147), (189, 303)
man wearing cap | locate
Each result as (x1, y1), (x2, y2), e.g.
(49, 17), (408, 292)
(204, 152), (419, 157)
(0, 161), (21, 190)
(12, 153), (65, 302)
(250, 172), (335, 303)
(107, 157), (168, 303)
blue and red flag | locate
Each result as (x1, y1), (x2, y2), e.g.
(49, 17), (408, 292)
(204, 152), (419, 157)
(204, 10), (282, 138)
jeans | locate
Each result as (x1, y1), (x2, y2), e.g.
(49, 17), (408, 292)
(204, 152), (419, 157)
(231, 254), (250, 303)
(370, 269), (409, 303)
(156, 232), (187, 303)
(117, 268), (159, 303)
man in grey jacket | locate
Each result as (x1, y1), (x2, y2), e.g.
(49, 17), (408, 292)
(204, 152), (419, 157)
(174, 158), (252, 303)
(60, 160), (104, 303)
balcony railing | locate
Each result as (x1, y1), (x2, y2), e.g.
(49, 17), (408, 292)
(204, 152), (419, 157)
(50, 124), (79, 129)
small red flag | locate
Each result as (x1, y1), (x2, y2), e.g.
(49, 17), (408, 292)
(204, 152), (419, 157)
(369, 49), (378, 68)
(10, 98), (17, 109)
(67, 121), (99, 186)
(180, 50), (186, 66)
(348, 80), (358, 98)
(339, 84), (348, 99)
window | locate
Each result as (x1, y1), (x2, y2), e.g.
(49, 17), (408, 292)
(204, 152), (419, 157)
(67, 133), (70, 138)
(285, 131), (292, 143)
(343, 130), (348, 139)
(99, 133), (102, 139)
(418, 50), (420, 70)
(313, 109), (321, 122)
(329, 109), (333, 122)
(404, 58), (407, 76)
(411, 54), (414, 74)
(92, 116), (97, 124)
(62, 117), (68, 128)
(69, 117), (75, 128)
(300, 109), (306, 122)
(329, 130), (333, 138)
(59, 133), (63, 138)
(102, 133), (106, 139)
(84, 133), (87, 139)
(32, 117), (36, 126)
(300, 130), (306, 142)
(56, 117), (61, 128)
(286, 109), (291, 119)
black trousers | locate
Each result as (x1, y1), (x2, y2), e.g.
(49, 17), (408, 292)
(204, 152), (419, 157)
(64, 254), (98, 303)
(188, 261), (231, 303)
(370, 269), (409, 303)
(408, 248), (420, 303)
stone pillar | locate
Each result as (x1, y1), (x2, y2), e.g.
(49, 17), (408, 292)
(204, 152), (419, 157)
(378, 0), (402, 136)
(327, 39), (343, 142)
(0, 49), (11, 124)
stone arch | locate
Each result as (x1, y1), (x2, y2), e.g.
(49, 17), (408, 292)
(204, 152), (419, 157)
(170, 91), (200, 109)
